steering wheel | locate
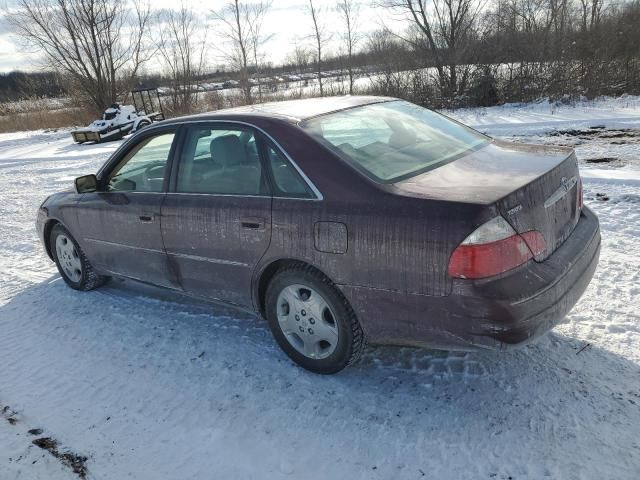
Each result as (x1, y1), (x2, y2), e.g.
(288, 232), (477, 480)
(142, 162), (165, 190)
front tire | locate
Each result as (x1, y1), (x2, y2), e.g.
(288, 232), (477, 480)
(50, 224), (106, 291)
(265, 265), (365, 374)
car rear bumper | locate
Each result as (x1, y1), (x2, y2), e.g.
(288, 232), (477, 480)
(340, 206), (601, 349)
(449, 205), (601, 348)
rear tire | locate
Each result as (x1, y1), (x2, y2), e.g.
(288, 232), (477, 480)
(265, 264), (365, 374)
(50, 224), (106, 291)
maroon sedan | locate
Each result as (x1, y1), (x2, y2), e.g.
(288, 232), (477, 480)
(36, 96), (600, 373)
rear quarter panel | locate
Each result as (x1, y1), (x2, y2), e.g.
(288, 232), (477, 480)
(247, 117), (489, 298)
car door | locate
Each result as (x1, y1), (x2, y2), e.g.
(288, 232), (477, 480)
(160, 123), (272, 307)
(76, 128), (178, 288)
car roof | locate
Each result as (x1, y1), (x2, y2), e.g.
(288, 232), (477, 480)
(162, 95), (397, 124)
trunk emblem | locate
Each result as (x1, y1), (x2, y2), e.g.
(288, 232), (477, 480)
(545, 176), (578, 208)
(506, 204), (523, 216)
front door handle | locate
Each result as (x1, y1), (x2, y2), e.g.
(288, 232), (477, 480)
(139, 214), (155, 223)
(240, 216), (265, 229)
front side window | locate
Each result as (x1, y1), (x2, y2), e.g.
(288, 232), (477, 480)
(301, 100), (489, 182)
(177, 127), (266, 195)
(107, 132), (175, 192)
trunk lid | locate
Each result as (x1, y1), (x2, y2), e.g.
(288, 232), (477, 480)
(495, 149), (581, 261)
(393, 140), (581, 260)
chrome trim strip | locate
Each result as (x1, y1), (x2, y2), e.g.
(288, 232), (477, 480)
(84, 237), (164, 254)
(148, 119), (324, 201)
(85, 237), (250, 267)
(99, 191), (316, 201)
(167, 252), (249, 267)
(164, 192), (272, 199)
(163, 192), (316, 201)
(544, 175), (578, 208)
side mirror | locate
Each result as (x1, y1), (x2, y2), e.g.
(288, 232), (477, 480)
(75, 174), (98, 193)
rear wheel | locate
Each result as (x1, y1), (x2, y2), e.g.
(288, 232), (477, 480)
(265, 265), (365, 374)
(50, 224), (106, 291)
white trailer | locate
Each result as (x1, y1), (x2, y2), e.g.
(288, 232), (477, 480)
(71, 88), (165, 144)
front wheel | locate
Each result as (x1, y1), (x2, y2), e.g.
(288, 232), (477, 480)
(50, 224), (107, 291)
(265, 265), (365, 374)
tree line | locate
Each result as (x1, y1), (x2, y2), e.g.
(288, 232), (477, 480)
(2, 0), (640, 113)
(0, 71), (65, 102)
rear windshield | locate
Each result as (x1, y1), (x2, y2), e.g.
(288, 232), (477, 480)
(301, 100), (489, 182)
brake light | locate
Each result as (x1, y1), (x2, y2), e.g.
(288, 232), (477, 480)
(448, 216), (546, 279)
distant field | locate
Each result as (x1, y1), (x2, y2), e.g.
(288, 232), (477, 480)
(0, 97), (95, 133)
(0, 72), (384, 133)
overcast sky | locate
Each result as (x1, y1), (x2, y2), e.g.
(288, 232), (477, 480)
(0, 0), (394, 74)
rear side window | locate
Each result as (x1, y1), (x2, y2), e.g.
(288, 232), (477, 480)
(302, 100), (489, 182)
(176, 127), (267, 195)
(265, 143), (314, 198)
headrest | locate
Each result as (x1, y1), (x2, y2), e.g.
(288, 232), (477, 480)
(210, 134), (244, 167)
(389, 127), (416, 149)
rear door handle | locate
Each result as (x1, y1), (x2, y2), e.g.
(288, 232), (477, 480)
(139, 214), (155, 223)
(240, 217), (265, 229)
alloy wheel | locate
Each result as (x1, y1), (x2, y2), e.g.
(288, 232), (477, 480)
(55, 234), (83, 283)
(276, 284), (339, 359)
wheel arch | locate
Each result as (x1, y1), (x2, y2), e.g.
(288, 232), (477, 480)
(43, 218), (62, 260)
(254, 258), (336, 317)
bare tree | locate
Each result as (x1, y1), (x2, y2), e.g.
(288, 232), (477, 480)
(580, 0), (604, 32)
(287, 44), (313, 74)
(382, 0), (483, 99)
(366, 28), (414, 98)
(156, 2), (207, 114)
(306, 0), (331, 96)
(212, 0), (272, 104)
(248, 2), (273, 101)
(7, 0), (151, 112)
(336, 0), (361, 94)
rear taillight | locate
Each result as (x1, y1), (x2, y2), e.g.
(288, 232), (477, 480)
(577, 177), (583, 210)
(448, 216), (546, 279)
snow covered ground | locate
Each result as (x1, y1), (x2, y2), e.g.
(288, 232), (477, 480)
(1, 97), (639, 480)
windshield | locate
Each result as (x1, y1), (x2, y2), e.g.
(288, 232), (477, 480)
(301, 100), (490, 182)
